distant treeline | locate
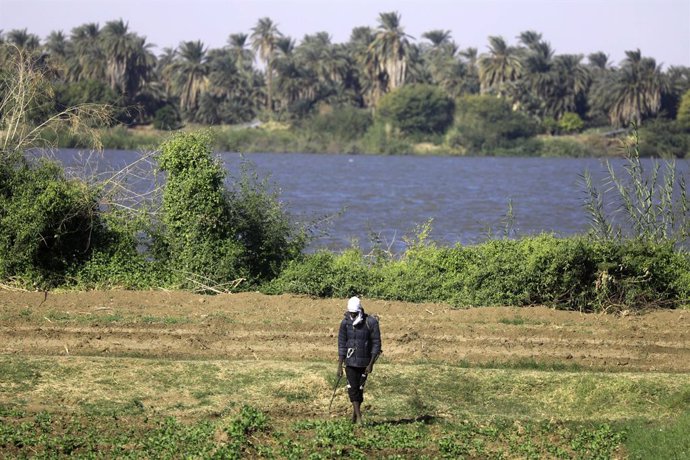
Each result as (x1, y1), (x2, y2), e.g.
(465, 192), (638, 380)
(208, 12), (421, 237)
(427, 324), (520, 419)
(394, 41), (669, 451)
(1, 12), (690, 155)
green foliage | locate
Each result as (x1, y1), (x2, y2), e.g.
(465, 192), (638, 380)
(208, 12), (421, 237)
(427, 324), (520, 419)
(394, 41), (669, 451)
(158, 131), (304, 288)
(71, 211), (170, 289)
(305, 106), (373, 142)
(558, 112), (585, 134)
(54, 80), (121, 113)
(446, 95), (539, 153)
(269, 233), (690, 311)
(377, 84), (455, 136)
(638, 119), (690, 158)
(0, 155), (102, 287)
(677, 89), (690, 131)
(226, 163), (306, 282)
(158, 131), (246, 286)
(583, 129), (690, 243)
(153, 105), (182, 131)
(361, 121), (414, 155)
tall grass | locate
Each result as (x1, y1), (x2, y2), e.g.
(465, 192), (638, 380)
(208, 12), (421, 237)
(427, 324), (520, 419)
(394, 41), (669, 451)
(583, 128), (690, 244)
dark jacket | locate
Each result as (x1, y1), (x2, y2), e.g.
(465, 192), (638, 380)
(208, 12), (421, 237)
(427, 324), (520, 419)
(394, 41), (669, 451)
(338, 312), (381, 368)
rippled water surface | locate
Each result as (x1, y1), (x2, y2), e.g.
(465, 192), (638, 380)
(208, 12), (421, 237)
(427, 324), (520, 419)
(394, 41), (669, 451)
(55, 150), (689, 251)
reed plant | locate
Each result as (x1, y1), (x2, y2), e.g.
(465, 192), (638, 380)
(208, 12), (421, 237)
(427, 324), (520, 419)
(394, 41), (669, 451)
(582, 127), (689, 244)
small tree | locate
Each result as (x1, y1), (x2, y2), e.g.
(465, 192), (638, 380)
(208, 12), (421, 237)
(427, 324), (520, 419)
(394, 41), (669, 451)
(157, 131), (305, 288)
(558, 112), (585, 134)
(158, 131), (245, 287)
(376, 84), (455, 136)
(446, 95), (538, 152)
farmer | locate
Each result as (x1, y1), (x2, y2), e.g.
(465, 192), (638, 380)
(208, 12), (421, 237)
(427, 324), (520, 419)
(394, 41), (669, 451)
(337, 296), (381, 424)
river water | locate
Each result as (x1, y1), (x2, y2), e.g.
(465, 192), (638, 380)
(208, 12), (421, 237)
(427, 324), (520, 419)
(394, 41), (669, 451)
(54, 150), (689, 252)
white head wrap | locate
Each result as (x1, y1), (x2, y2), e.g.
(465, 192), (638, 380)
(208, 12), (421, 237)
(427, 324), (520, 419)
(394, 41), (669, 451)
(347, 296), (362, 313)
(347, 296), (364, 326)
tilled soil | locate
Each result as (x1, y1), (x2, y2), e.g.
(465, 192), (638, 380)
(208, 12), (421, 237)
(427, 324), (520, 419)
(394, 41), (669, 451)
(1, 291), (689, 372)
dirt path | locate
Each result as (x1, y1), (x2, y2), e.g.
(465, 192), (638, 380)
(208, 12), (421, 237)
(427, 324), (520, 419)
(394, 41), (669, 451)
(1, 291), (689, 372)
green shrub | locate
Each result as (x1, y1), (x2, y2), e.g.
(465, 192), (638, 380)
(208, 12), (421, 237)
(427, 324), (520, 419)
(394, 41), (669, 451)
(377, 84), (455, 136)
(305, 106), (373, 142)
(158, 131), (304, 288)
(158, 131), (246, 287)
(361, 121), (413, 155)
(267, 233), (690, 311)
(677, 89), (690, 131)
(446, 95), (538, 153)
(153, 105), (182, 131)
(263, 248), (372, 298)
(0, 155), (103, 287)
(558, 112), (585, 134)
(638, 119), (690, 158)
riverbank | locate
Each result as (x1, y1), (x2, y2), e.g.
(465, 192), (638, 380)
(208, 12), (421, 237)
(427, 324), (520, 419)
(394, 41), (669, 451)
(49, 122), (687, 157)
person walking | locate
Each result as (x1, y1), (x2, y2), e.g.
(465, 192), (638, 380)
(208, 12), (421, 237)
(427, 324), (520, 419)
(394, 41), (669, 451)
(337, 296), (381, 424)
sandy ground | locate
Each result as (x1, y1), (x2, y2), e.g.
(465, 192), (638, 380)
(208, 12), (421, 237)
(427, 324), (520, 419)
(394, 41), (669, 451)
(1, 291), (689, 373)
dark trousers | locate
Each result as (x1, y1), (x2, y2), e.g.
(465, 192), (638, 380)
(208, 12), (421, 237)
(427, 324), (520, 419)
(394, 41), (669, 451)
(345, 366), (368, 402)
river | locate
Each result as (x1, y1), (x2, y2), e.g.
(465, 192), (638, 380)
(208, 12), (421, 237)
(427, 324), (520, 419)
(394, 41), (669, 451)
(54, 150), (689, 252)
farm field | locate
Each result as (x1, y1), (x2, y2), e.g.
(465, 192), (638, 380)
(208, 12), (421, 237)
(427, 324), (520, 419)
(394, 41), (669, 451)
(1, 291), (689, 458)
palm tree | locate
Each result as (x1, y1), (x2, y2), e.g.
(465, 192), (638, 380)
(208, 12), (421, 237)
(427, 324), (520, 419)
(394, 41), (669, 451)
(6, 29), (40, 51)
(587, 52), (611, 71)
(227, 33), (254, 73)
(607, 49), (664, 126)
(250, 17), (282, 114)
(420, 30), (465, 94)
(68, 23), (106, 82)
(101, 19), (135, 93)
(548, 54), (591, 118)
(170, 40), (209, 115)
(517, 30), (542, 50)
(44, 31), (68, 78)
(478, 36), (522, 95)
(297, 31), (348, 104)
(366, 11), (411, 98)
(274, 36), (315, 114)
(422, 30), (452, 49)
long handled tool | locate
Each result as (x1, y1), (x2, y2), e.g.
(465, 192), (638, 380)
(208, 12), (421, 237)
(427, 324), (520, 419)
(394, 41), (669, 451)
(328, 367), (343, 413)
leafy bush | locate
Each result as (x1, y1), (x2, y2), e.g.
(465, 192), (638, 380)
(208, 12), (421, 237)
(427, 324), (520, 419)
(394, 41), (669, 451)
(267, 233), (690, 311)
(361, 121), (414, 155)
(446, 95), (538, 153)
(158, 131), (304, 288)
(638, 119), (690, 158)
(158, 131), (247, 287)
(0, 154), (104, 287)
(558, 112), (585, 134)
(677, 89), (690, 131)
(153, 105), (182, 131)
(377, 84), (455, 136)
(305, 105), (373, 142)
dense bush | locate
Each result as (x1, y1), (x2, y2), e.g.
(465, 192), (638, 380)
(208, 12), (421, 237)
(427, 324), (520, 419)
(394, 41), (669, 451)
(157, 131), (305, 288)
(638, 119), (690, 158)
(153, 105), (182, 131)
(446, 95), (539, 153)
(377, 84), (455, 136)
(304, 106), (373, 142)
(676, 89), (690, 131)
(158, 131), (247, 286)
(558, 112), (585, 134)
(0, 154), (104, 287)
(266, 234), (690, 311)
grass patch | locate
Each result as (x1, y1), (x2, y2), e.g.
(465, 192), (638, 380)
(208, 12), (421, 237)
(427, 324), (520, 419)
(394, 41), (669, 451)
(623, 412), (690, 459)
(0, 358), (43, 392)
(1, 356), (689, 458)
